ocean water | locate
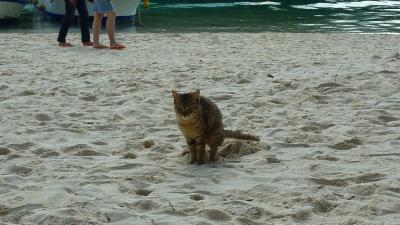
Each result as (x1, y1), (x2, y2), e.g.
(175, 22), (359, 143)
(0, 0), (399, 33)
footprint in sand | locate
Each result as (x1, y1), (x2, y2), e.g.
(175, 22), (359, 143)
(378, 70), (397, 74)
(316, 82), (342, 93)
(62, 144), (106, 156)
(108, 163), (143, 171)
(34, 113), (52, 122)
(351, 173), (386, 184)
(32, 148), (60, 158)
(272, 80), (299, 91)
(9, 142), (35, 150)
(291, 209), (312, 222)
(309, 178), (348, 187)
(123, 153), (137, 159)
(311, 173), (386, 188)
(8, 165), (33, 176)
(329, 142), (354, 150)
(329, 137), (362, 150)
(349, 184), (377, 196)
(74, 149), (106, 157)
(142, 140), (155, 149)
(315, 155), (338, 161)
(18, 90), (36, 96)
(265, 156), (281, 164)
(268, 99), (288, 106)
(223, 200), (265, 219)
(2, 153), (21, 162)
(190, 194), (204, 201)
(387, 187), (400, 194)
(277, 143), (311, 148)
(309, 94), (330, 104)
(392, 52), (400, 59)
(378, 114), (399, 123)
(135, 189), (152, 196)
(79, 94), (98, 102)
(62, 144), (90, 154)
(200, 209), (232, 222)
(301, 123), (335, 133)
(236, 78), (251, 84)
(0, 205), (10, 216)
(0, 84), (9, 91)
(235, 217), (267, 225)
(133, 200), (159, 212)
(307, 197), (337, 213)
(196, 222), (214, 225)
(0, 204), (45, 218)
(0, 147), (11, 155)
(211, 93), (235, 101)
(91, 141), (108, 146)
(34, 215), (87, 225)
(67, 112), (84, 118)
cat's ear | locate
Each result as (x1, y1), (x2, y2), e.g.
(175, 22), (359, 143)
(172, 90), (179, 101)
(192, 89), (200, 99)
(191, 89), (200, 104)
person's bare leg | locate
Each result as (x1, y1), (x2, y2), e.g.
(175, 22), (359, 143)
(106, 11), (125, 49)
(92, 12), (107, 49)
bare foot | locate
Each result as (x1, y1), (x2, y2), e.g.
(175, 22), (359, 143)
(110, 43), (126, 50)
(58, 42), (72, 47)
(93, 43), (108, 49)
(83, 41), (93, 46)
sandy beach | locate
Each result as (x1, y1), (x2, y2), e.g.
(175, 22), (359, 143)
(0, 32), (399, 225)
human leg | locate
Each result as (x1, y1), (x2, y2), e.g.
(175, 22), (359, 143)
(57, 0), (76, 46)
(76, 0), (92, 45)
(106, 11), (125, 49)
(92, 12), (108, 48)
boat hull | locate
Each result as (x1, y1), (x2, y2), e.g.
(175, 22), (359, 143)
(36, 0), (141, 20)
(0, 0), (26, 19)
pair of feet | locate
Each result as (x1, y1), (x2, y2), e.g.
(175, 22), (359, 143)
(58, 41), (93, 47)
(58, 41), (126, 50)
(93, 43), (126, 50)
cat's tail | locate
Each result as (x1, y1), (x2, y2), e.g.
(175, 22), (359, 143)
(224, 130), (260, 141)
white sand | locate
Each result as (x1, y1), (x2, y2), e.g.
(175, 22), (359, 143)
(0, 32), (399, 225)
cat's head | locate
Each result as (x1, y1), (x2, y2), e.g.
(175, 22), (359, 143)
(172, 90), (201, 119)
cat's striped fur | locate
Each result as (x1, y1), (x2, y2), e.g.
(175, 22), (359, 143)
(172, 90), (259, 164)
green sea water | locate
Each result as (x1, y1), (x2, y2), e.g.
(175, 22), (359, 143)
(1, 0), (399, 33)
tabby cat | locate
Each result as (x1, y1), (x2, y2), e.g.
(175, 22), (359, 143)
(172, 89), (260, 164)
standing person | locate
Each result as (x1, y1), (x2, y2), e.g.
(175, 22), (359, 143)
(58, 0), (93, 47)
(89, 0), (125, 49)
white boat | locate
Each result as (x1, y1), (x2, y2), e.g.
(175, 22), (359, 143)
(35, 0), (141, 21)
(0, 0), (28, 19)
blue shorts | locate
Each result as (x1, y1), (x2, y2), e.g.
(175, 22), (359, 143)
(93, 0), (115, 13)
